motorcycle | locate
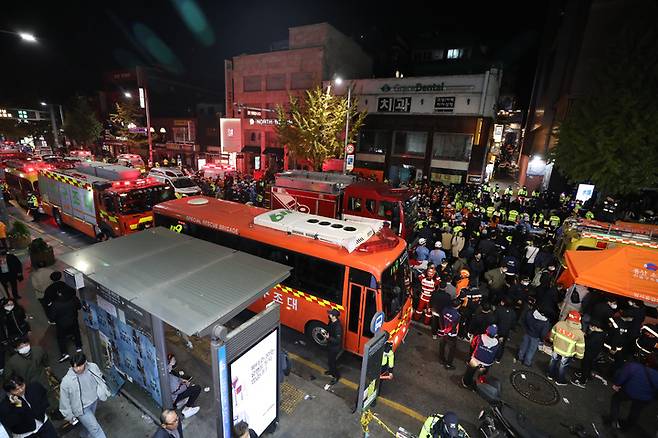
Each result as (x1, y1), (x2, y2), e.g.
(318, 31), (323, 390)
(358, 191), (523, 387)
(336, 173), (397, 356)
(475, 376), (548, 438)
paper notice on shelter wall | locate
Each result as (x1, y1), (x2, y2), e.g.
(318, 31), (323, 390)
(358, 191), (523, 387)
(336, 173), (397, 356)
(97, 295), (117, 318)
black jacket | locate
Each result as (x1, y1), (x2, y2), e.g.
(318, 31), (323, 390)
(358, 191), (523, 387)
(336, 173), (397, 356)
(430, 290), (451, 313)
(0, 382), (49, 434)
(1, 305), (29, 340)
(469, 309), (495, 335)
(493, 306), (516, 338)
(50, 295), (81, 328)
(43, 280), (75, 307)
(152, 421), (183, 438)
(0, 254), (22, 280)
(327, 319), (343, 352)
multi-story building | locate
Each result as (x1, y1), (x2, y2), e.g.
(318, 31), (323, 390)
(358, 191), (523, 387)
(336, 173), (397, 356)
(224, 23), (372, 176)
(331, 69), (502, 184)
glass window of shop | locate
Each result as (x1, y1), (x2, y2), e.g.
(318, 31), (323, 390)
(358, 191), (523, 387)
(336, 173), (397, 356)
(357, 129), (390, 154)
(392, 131), (427, 157)
(431, 133), (473, 161)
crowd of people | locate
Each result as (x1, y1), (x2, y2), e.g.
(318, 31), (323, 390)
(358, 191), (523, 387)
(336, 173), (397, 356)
(405, 180), (657, 433)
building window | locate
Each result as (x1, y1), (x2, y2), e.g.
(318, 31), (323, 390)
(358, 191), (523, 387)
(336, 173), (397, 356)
(446, 48), (464, 59)
(431, 133), (473, 161)
(357, 130), (390, 154)
(172, 127), (192, 143)
(266, 74), (286, 91)
(431, 49), (444, 60)
(392, 131), (427, 157)
(245, 130), (261, 146)
(290, 71), (315, 90)
(243, 75), (262, 91)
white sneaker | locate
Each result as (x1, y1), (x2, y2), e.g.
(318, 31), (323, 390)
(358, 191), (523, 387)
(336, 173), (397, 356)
(182, 406), (200, 418)
(58, 354), (70, 363)
(175, 397), (190, 410)
(75, 348), (83, 353)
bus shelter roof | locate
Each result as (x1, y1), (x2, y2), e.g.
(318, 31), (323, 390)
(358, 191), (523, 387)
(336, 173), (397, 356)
(59, 227), (291, 336)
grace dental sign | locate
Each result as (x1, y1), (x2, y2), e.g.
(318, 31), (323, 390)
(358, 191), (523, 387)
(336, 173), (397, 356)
(380, 82), (446, 93)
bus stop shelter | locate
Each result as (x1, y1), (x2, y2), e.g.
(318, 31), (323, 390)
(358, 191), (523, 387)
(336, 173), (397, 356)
(59, 227), (291, 437)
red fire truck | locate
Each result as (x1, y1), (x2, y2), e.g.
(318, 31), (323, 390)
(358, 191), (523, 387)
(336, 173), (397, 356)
(38, 162), (175, 239)
(269, 170), (418, 240)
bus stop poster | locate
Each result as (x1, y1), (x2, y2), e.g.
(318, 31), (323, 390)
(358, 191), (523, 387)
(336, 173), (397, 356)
(229, 329), (278, 436)
(82, 299), (162, 406)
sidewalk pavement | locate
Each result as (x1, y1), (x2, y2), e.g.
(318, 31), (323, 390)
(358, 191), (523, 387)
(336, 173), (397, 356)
(5, 208), (397, 438)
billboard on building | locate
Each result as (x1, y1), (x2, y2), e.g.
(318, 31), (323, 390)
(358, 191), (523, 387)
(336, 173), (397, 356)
(220, 118), (242, 153)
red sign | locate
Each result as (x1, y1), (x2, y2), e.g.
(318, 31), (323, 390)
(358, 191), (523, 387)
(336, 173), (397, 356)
(345, 143), (355, 154)
(220, 118), (242, 153)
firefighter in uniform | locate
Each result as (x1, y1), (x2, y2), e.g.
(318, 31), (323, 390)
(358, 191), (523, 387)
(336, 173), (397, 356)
(27, 192), (39, 221)
(414, 265), (440, 325)
(605, 310), (635, 373)
(419, 411), (469, 438)
(548, 311), (585, 384)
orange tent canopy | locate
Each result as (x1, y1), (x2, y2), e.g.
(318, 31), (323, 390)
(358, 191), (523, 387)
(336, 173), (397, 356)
(564, 246), (658, 304)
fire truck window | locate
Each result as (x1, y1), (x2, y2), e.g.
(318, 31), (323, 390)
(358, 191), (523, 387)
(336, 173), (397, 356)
(348, 196), (362, 212)
(19, 178), (32, 194)
(102, 195), (116, 213)
(294, 255), (344, 303)
(379, 201), (395, 220)
(362, 289), (377, 338)
(349, 268), (377, 289)
(365, 199), (376, 214)
(348, 284), (361, 333)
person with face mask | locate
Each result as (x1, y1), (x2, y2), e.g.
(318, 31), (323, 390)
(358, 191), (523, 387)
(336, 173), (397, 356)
(3, 337), (61, 419)
(325, 309), (343, 385)
(1, 298), (29, 343)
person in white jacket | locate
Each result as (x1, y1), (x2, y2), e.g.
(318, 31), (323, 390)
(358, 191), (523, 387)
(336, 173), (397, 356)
(59, 353), (110, 438)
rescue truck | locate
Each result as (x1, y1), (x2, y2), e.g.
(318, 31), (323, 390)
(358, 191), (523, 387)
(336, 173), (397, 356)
(38, 161), (175, 239)
(3, 159), (57, 207)
(556, 217), (658, 259)
(269, 170), (418, 240)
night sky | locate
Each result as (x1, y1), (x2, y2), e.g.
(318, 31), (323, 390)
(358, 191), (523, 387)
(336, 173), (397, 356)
(1, 0), (546, 107)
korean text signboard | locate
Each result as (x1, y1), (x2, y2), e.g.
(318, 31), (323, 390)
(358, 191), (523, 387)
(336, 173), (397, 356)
(377, 97), (411, 113)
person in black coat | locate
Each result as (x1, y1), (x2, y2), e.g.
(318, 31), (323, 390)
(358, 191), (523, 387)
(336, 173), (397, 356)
(430, 282), (452, 338)
(153, 409), (184, 438)
(42, 271), (72, 312)
(1, 297), (30, 342)
(49, 286), (82, 362)
(571, 322), (606, 388)
(469, 302), (495, 339)
(493, 297), (517, 362)
(0, 375), (58, 437)
(325, 309), (343, 385)
(0, 249), (23, 300)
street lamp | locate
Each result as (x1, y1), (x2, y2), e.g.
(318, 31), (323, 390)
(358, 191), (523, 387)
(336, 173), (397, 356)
(159, 128), (166, 133)
(40, 102), (47, 107)
(334, 77), (352, 174)
(18, 32), (37, 43)
(124, 92), (132, 99)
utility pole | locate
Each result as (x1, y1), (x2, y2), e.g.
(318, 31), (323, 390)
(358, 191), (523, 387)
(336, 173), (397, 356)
(48, 104), (61, 151)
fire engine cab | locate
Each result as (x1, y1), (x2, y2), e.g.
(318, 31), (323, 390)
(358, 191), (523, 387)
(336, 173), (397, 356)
(38, 161), (175, 239)
(269, 170), (418, 240)
(556, 217), (658, 259)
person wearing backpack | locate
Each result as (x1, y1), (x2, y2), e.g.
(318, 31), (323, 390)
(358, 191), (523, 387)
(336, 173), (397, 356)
(605, 358), (658, 431)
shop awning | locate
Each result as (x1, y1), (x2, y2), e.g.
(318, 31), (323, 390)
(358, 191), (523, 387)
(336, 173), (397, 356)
(563, 246), (658, 304)
(263, 147), (284, 155)
(60, 227), (291, 336)
(241, 145), (261, 154)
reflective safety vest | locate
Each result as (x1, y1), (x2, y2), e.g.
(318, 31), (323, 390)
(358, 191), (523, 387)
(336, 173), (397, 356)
(455, 201), (463, 211)
(381, 348), (394, 369)
(549, 215), (561, 228)
(504, 187), (514, 196)
(517, 188), (528, 197)
(532, 190), (540, 198)
(486, 206), (495, 218)
(532, 213), (544, 226)
(550, 321), (585, 359)
(499, 209), (507, 221)
(415, 220), (428, 231)
(28, 195), (38, 208)
(585, 211), (594, 220)
(452, 225), (464, 235)
(464, 201), (474, 211)
(419, 414), (468, 438)
(507, 210), (519, 223)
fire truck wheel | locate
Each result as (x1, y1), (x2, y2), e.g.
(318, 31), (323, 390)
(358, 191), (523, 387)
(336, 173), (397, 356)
(53, 209), (63, 228)
(305, 321), (329, 348)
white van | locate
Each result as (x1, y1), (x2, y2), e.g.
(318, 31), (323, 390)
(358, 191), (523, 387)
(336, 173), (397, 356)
(148, 167), (201, 197)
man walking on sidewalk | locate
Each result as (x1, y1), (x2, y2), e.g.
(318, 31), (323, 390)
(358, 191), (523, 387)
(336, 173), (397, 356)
(0, 249), (23, 300)
(30, 261), (56, 324)
(438, 299), (461, 370)
(325, 309), (343, 385)
(59, 353), (111, 438)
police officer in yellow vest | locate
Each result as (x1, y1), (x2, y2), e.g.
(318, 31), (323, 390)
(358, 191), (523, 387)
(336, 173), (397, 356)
(27, 192), (39, 221)
(585, 210), (594, 220)
(486, 205), (495, 219)
(517, 186), (528, 197)
(504, 186), (514, 197)
(549, 214), (561, 229)
(419, 411), (469, 438)
(163, 157), (169, 166)
(531, 189), (540, 198)
(507, 209), (519, 224)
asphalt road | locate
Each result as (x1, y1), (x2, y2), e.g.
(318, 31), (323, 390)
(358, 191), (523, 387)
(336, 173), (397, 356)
(13, 204), (656, 438)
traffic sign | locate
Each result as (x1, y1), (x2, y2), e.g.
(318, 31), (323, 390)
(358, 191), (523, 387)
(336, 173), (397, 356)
(345, 154), (355, 171)
(345, 143), (355, 154)
(370, 311), (385, 334)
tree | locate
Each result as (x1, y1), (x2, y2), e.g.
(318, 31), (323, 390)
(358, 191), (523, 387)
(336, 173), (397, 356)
(554, 21), (658, 195)
(63, 96), (102, 147)
(109, 100), (148, 148)
(275, 86), (367, 171)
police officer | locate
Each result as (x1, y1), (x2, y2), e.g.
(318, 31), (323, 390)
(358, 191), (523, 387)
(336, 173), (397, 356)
(27, 192), (39, 221)
(325, 309), (343, 385)
(419, 411), (469, 438)
(380, 342), (394, 379)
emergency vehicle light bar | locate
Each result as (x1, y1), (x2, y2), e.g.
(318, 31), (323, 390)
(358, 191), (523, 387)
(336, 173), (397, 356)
(111, 177), (156, 188)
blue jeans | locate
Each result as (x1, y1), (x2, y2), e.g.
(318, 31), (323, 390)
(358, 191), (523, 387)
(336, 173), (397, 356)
(548, 353), (571, 383)
(78, 401), (107, 438)
(517, 335), (540, 366)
